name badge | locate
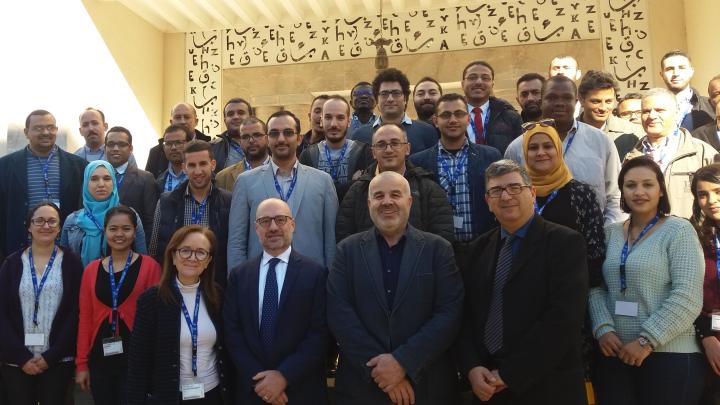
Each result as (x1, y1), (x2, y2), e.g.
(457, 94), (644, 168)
(102, 337), (123, 356)
(25, 333), (45, 346)
(453, 216), (464, 229)
(712, 314), (720, 332)
(615, 301), (639, 317)
(181, 383), (205, 400)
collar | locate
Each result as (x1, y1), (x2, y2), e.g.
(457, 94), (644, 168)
(374, 226), (409, 248)
(261, 246), (292, 267)
(175, 276), (200, 293)
(27, 144), (58, 158)
(167, 162), (185, 178)
(270, 158), (299, 176)
(467, 100), (490, 116)
(321, 138), (350, 150)
(372, 114), (413, 127)
(500, 214), (535, 240)
(184, 183), (213, 201)
(677, 87), (694, 104)
(85, 144), (105, 153)
(438, 138), (470, 155)
(352, 111), (377, 121)
(115, 161), (130, 175)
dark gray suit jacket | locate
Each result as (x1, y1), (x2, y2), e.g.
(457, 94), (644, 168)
(118, 164), (159, 242)
(327, 225), (464, 405)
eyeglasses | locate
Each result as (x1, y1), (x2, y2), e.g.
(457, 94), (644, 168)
(378, 90), (404, 99)
(371, 141), (408, 151)
(106, 141), (130, 149)
(256, 215), (293, 228)
(352, 89), (373, 97)
(30, 125), (58, 133)
(175, 247), (210, 261)
(164, 140), (187, 149)
(619, 110), (642, 118)
(463, 74), (493, 83)
(521, 118), (556, 131)
(486, 183), (531, 198)
(437, 110), (470, 120)
(239, 133), (267, 142)
(30, 217), (59, 228)
(267, 129), (296, 139)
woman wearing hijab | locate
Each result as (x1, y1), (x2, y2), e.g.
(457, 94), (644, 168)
(60, 160), (147, 267)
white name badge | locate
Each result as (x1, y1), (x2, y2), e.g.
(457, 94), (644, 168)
(712, 314), (720, 331)
(453, 216), (464, 229)
(615, 301), (639, 317)
(24, 333), (45, 346)
(181, 383), (205, 400)
(102, 337), (123, 356)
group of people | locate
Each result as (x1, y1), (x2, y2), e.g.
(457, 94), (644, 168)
(0, 48), (719, 405)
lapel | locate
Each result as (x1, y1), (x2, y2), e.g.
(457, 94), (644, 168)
(506, 216), (543, 282)
(288, 163), (308, 218)
(56, 148), (71, 197)
(479, 228), (501, 284)
(466, 144), (480, 195)
(278, 250), (301, 311)
(261, 165), (277, 199)
(11, 149), (28, 196)
(359, 229), (390, 313)
(248, 255), (262, 328)
(391, 226), (425, 311)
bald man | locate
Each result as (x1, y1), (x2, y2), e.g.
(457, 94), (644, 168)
(225, 198), (329, 405)
(145, 103), (212, 177)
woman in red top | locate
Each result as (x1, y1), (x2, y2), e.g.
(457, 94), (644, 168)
(75, 205), (161, 405)
(691, 163), (720, 405)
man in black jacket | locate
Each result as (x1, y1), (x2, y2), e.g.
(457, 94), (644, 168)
(461, 61), (523, 154)
(211, 97), (253, 172)
(145, 103), (212, 177)
(149, 140), (231, 285)
(336, 123), (453, 243)
(692, 74), (720, 151)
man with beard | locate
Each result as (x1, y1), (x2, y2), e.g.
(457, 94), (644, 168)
(349, 81), (378, 132)
(461, 61), (523, 154)
(577, 70), (645, 160)
(155, 124), (192, 194)
(300, 95), (373, 201)
(211, 97), (253, 172)
(660, 50), (714, 131)
(548, 55), (582, 81)
(215, 117), (271, 192)
(504, 75), (624, 225)
(413, 77), (443, 125)
(297, 95), (329, 157)
(228, 110), (338, 268)
(148, 140), (232, 285)
(74, 107), (108, 162)
(350, 68), (438, 154)
(515, 73), (545, 123)
(145, 102), (211, 177)
(105, 126), (158, 238)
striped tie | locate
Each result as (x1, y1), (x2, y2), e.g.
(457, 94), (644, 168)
(484, 235), (515, 354)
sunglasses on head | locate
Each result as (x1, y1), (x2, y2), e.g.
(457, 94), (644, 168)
(521, 118), (555, 131)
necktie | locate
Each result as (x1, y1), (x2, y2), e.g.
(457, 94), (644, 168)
(484, 235), (515, 354)
(473, 107), (485, 144)
(260, 258), (281, 351)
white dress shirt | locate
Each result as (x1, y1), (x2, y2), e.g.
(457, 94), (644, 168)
(258, 246), (292, 325)
(466, 100), (490, 142)
(177, 278), (218, 391)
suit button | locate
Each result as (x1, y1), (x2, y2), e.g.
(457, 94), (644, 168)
(220, 373), (225, 378)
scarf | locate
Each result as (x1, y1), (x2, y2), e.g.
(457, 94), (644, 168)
(522, 125), (573, 197)
(77, 160), (120, 266)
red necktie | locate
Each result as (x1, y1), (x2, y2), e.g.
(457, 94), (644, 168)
(473, 107), (485, 144)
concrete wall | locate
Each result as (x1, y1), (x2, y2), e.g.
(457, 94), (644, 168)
(684, 0), (720, 94)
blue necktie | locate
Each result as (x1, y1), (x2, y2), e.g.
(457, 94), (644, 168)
(485, 235), (514, 354)
(260, 258), (281, 351)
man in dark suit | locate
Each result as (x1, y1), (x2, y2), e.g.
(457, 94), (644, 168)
(328, 171), (464, 405)
(224, 198), (328, 405)
(105, 126), (158, 238)
(692, 74), (720, 151)
(455, 159), (588, 405)
(410, 93), (502, 242)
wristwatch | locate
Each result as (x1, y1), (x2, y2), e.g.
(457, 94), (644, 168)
(638, 336), (654, 351)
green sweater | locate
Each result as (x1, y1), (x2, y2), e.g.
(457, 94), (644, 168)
(589, 216), (704, 353)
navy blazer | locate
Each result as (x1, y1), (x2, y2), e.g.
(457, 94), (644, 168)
(410, 141), (502, 238)
(224, 250), (328, 405)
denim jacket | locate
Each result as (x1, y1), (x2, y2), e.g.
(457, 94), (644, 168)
(60, 208), (148, 261)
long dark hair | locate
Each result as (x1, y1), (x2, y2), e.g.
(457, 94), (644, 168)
(157, 225), (220, 313)
(618, 157), (671, 215)
(691, 163), (720, 252)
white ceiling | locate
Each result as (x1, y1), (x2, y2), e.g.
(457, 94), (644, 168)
(109, 0), (483, 33)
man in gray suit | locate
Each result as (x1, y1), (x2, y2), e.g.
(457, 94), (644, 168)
(228, 110), (338, 269)
(327, 171), (464, 405)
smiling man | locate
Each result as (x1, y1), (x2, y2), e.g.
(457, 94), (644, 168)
(660, 50), (714, 131)
(149, 140), (232, 285)
(624, 88), (717, 218)
(211, 97), (253, 172)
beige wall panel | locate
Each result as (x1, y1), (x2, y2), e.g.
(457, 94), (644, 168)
(684, 0), (720, 96)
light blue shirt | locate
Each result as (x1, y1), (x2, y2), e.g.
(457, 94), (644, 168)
(258, 246), (291, 325)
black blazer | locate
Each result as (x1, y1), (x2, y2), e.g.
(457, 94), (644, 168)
(118, 164), (159, 241)
(125, 285), (232, 405)
(224, 250), (328, 405)
(327, 226), (464, 405)
(692, 122), (720, 152)
(455, 216), (588, 405)
(0, 247), (82, 366)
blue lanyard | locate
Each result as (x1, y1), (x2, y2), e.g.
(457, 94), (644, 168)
(179, 286), (201, 377)
(437, 146), (469, 206)
(165, 171), (185, 192)
(272, 166), (299, 202)
(29, 246), (59, 326)
(37, 149), (56, 200)
(191, 195), (209, 225)
(468, 106), (491, 140)
(534, 189), (559, 215)
(620, 215), (660, 293)
(323, 141), (350, 182)
(563, 129), (577, 155)
(715, 235), (720, 287)
(229, 140), (244, 156)
(244, 160), (253, 171)
(108, 251), (133, 336)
